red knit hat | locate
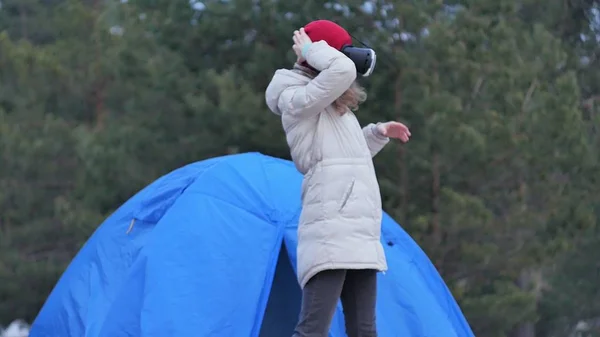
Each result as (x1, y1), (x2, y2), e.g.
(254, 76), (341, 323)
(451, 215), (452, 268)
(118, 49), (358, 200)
(304, 20), (352, 51)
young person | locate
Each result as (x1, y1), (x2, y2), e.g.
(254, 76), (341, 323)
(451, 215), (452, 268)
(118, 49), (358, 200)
(265, 20), (411, 337)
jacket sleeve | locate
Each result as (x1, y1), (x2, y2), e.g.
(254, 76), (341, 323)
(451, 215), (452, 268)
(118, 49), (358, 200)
(362, 123), (390, 157)
(278, 41), (357, 118)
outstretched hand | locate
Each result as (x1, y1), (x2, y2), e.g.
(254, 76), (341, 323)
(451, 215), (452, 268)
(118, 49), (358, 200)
(292, 28), (312, 63)
(377, 121), (411, 143)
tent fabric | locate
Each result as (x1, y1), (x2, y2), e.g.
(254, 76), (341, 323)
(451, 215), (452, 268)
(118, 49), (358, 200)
(30, 152), (474, 337)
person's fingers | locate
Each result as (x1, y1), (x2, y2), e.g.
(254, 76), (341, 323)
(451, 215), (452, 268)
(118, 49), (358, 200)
(300, 27), (310, 40)
(401, 123), (410, 133)
(393, 122), (411, 136)
(392, 130), (407, 141)
(396, 123), (409, 132)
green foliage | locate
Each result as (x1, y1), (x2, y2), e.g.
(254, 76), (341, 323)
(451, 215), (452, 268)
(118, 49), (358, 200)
(0, 0), (598, 335)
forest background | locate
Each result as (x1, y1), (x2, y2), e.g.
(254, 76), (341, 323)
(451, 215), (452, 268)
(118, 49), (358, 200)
(0, 0), (599, 336)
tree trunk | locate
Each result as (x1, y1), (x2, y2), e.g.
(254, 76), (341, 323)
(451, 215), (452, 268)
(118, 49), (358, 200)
(394, 75), (408, 224)
(93, 81), (106, 130)
(512, 269), (536, 337)
(19, 3), (28, 39)
(512, 177), (535, 337)
(92, 0), (106, 131)
(432, 151), (442, 270)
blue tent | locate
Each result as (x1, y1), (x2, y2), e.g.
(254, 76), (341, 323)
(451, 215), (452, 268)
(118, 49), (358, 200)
(30, 152), (474, 337)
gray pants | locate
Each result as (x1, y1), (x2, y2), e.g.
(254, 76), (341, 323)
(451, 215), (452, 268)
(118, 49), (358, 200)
(292, 269), (378, 337)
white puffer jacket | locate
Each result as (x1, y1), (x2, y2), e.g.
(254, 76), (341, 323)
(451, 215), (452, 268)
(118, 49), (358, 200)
(265, 40), (389, 288)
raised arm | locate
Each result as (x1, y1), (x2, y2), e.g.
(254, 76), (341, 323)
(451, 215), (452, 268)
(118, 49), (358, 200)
(363, 121), (411, 157)
(278, 40), (357, 118)
(362, 123), (390, 157)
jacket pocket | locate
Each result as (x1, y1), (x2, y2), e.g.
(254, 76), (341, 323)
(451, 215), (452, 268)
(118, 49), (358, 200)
(339, 178), (356, 211)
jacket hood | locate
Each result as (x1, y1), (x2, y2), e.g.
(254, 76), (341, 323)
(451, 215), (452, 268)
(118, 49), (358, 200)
(265, 64), (317, 116)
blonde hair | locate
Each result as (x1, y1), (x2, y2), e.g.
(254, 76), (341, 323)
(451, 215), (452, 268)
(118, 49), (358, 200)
(333, 81), (367, 114)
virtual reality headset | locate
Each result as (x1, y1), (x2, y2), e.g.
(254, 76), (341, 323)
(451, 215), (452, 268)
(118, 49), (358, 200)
(341, 45), (377, 77)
